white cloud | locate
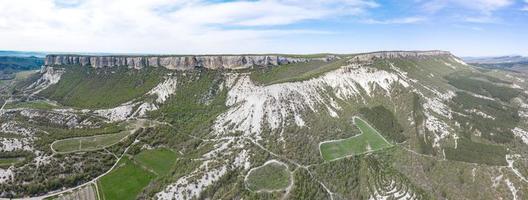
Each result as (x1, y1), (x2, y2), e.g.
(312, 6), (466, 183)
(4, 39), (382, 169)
(361, 16), (427, 24)
(423, 0), (514, 14)
(0, 0), (378, 53)
(522, 0), (528, 11)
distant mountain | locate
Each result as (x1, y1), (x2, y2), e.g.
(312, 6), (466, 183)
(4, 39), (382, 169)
(463, 56), (528, 73)
(2, 50), (528, 199)
(0, 51), (47, 80)
(0, 50), (48, 58)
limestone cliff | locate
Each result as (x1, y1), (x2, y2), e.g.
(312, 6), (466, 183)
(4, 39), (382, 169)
(44, 50), (455, 70)
(349, 50), (452, 63)
(45, 54), (337, 70)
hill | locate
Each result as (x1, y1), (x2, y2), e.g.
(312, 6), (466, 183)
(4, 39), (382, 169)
(0, 51), (527, 200)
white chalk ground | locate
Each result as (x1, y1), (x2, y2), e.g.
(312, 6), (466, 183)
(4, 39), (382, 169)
(156, 58), (476, 200)
(466, 109), (495, 119)
(214, 64), (409, 143)
(147, 76), (178, 103)
(512, 128), (528, 145)
(95, 76), (178, 121)
(368, 180), (415, 200)
(0, 137), (33, 152)
(156, 140), (251, 200)
(95, 103), (136, 121)
(0, 167), (14, 184)
(26, 66), (65, 95)
(506, 154), (528, 183)
(505, 179), (519, 200)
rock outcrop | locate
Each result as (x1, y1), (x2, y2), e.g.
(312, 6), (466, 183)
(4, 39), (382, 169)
(45, 54), (337, 70)
(349, 50), (452, 63)
(44, 50), (454, 70)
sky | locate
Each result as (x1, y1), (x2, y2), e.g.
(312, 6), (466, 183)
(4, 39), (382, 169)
(0, 0), (527, 56)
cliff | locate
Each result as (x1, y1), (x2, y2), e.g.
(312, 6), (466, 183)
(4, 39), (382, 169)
(44, 50), (454, 70)
(45, 54), (337, 70)
(349, 50), (452, 63)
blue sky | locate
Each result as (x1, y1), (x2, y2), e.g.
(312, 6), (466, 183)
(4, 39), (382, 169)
(0, 0), (527, 56)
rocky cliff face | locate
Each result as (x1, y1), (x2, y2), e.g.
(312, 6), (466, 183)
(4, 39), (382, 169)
(45, 54), (337, 70)
(44, 51), (455, 70)
(349, 50), (452, 63)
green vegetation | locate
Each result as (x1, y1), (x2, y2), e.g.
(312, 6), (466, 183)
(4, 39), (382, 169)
(359, 106), (407, 143)
(150, 70), (228, 138)
(444, 138), (507, 166)
(412, 93), (435, 155)
(40, 65), (164, 109)
(51, 131), (130, 153)
(450, 91), (518, 143)
(446, 73), (521, 102)
(98, 157), (156, 200)
(288, 168), (330, 199)
(0, 56), (43, 71)
(245, 161), (291, 192)
(320, 117), (392, 161)
(4, 100), (58, 110)
(133, 148), (178, 176)
(0, 56), (43, 80)
(312, 151), (430, 199)
(250, 58), (348, 85)
(0, 157), (24, 168)
(98, 148), (179, 200)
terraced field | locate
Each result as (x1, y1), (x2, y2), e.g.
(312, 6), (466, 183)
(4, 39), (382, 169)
(320, 117), (392, 161)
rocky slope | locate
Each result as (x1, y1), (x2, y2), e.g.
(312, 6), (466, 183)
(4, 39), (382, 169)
(2, 50), (528, 200)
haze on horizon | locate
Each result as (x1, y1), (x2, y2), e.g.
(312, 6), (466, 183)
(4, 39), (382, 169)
(1, 0), (527, 57)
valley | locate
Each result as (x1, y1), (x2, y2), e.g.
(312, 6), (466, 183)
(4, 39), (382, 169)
(0, 51), (527, 200)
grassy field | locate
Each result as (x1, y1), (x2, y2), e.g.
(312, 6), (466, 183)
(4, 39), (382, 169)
(97, 157), (156, 200)
(250, 58), (348, 85)
(97, 148), (178, 199)
(133, 148), (178, 176)
(51, 131), (130, 153)
(320, 117), (392, 161)
(245, 161), (291, 192)
(0, 157), (24, 168)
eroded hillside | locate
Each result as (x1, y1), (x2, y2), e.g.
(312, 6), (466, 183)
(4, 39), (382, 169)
(0, 51), (527, 200)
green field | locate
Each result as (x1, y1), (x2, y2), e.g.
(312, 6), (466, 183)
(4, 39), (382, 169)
(97, 148), (178, 199)
(250, 58), (348, 85)
(0, 157), (24, 168)
(133, 148), (178, 176)
(51, 131), (130, 153)
(245, 161), (291, 192)
(320, 117), (392, 161)
(97, 157), (156, 200)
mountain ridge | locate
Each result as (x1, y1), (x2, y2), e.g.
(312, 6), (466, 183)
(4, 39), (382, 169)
(44, 50), (453, 70)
